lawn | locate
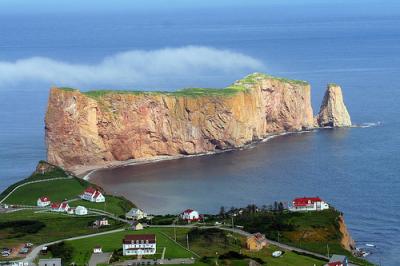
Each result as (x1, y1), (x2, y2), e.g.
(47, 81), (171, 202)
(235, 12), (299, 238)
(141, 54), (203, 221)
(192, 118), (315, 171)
(69, 195), (135, 217)
(0, 210), (123, 247)
(3, 178), (88, 205)
(66, 228), (194, 265)
(158, 227), (327, 266)
(0, 161), (70, 202)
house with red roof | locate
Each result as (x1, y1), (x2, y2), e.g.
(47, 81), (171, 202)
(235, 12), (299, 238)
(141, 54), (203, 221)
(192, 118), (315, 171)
(50, 202), (70, 213)
(80, 187), (105, 203)
(181, 209), (200, 222)
(37, 196), (51, 207)
(289, 197), (329, 212)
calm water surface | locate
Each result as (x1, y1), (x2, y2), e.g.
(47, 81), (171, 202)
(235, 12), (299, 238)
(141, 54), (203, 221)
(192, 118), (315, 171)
(0, 5), (399, 265)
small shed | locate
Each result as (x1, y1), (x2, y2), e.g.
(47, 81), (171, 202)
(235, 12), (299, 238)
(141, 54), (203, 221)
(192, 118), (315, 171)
(131, 222), (144, 230)
(75, 205), (88, 215)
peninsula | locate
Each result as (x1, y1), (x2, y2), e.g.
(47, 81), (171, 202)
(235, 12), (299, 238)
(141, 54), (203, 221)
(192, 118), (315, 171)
(45, 73), (351, 172)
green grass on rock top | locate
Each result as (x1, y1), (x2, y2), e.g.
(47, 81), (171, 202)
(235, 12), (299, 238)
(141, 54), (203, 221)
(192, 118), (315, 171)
(58, 73), (309, 99)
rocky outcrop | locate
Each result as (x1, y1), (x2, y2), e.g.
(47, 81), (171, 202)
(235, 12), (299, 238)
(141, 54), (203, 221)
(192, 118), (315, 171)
(338, 215), (356, 251)
(45, 73), (350, 171)
(316, 84), (351, 127)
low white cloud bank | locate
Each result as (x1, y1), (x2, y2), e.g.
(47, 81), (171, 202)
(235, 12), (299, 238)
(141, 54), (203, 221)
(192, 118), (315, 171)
(0, 46), (265, 89)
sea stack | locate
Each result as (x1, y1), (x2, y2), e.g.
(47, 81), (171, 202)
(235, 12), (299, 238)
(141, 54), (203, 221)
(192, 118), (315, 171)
(316, 84), (352, 127)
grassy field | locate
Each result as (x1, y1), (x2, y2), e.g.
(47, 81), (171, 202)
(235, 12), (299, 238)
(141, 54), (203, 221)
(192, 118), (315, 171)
(66, 227), (194, 265)
(3, 178), (87, 205)
(160, 227), (326, 266)
(64, 227), (327, 266)
(0, 161), (70, 202)
(0, 210), (123, 247)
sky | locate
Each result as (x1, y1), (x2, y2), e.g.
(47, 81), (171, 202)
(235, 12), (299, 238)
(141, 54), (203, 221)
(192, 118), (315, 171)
(1, 0), (399, 15)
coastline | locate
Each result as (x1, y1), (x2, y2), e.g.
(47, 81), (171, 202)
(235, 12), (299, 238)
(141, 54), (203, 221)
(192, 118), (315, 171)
(77, 129), (318, 181)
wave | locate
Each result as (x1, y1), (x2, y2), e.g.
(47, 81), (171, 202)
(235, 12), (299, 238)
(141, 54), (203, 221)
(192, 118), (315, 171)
(352, 121), (382, 128)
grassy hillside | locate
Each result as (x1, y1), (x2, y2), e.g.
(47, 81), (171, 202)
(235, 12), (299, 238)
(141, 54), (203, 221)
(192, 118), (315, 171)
(0, 210), (123, 248)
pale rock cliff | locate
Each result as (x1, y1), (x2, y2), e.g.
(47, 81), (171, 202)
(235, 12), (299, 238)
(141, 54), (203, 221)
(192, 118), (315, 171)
(316, 84), (352, 127)
(45, 73), (350, 171)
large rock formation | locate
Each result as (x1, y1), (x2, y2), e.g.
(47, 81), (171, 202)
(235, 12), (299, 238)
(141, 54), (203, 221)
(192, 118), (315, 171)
(45, 73), (350, 171)
(316, 84), (352, 127)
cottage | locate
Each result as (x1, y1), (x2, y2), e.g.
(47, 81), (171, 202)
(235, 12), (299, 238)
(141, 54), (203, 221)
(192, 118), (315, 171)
(246, 233), (268, 251)
(93, 246), (102, 254)
(93, 217), (109, 227)
(325, 255), (348, 266)
(75, 205), (88, 215)
(38, 258), (62, 266)
(289, 197), (329, 212)
(37, 197), (51, 207)
(131, 221), (144, 230)
(122, 234), (156, 256)
(80, 187), (105, 203)
(181, 209), (200, 222)
(126, 208), (147, 220)
(50, 202), (70, 213)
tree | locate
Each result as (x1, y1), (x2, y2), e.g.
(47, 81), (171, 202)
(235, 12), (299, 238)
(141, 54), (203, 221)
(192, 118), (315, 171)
(219, 206), (225, 218)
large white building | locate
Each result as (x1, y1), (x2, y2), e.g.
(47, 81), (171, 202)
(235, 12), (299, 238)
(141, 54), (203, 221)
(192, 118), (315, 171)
(126, 208), (147, 220)
(122, 234), (156, 256)
(80, 187), (105, 203)
(289, 197), (330, 212)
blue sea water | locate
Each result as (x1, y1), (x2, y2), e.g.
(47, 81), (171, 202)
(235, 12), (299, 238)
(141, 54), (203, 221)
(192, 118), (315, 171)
(0, 3), (399, 265)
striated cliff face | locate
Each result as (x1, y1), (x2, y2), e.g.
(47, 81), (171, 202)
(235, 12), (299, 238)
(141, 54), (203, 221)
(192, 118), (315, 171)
(45, 73), (350, 171)
(339, 215), (356, 251)
(316, 84), (352, 127)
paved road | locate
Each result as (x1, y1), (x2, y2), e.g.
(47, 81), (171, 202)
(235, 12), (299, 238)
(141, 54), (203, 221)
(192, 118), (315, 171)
(0, 176), (73, 204)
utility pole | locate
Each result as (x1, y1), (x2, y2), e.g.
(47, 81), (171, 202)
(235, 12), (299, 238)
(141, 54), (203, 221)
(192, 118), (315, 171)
(327, 243), (330, 258)
(231, 215), (234, 229)
(277, 231), (280, 243)
(174, 223), (177, 241)
(186, 234), (190, 250)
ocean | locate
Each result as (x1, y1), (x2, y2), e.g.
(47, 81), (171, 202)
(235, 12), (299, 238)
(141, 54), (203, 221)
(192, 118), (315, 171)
(0, 4), (399, 265)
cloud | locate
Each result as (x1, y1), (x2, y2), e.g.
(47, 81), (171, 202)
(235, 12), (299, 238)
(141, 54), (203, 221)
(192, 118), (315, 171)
(0, 46), (265, 90)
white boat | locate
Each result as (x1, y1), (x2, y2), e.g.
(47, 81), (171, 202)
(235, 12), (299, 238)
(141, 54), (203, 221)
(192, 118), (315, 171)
(272, 251), (283, 257)
(365, 243), (375, 247)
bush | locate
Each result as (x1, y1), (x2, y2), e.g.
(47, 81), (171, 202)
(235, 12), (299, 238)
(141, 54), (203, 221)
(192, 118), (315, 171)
(48, 242), (74, 265)
(0, 220), (45, 237)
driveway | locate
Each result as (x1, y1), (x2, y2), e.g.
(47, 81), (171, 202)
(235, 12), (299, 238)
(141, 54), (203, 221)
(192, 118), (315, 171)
(89, 252), (112, 266)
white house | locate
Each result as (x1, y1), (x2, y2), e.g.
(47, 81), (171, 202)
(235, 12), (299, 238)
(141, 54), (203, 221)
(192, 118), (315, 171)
(80, 187), (105, 203)
(51, 202), (70, 213)
(122, 234), (156, 256)
(126, 208), (147, 220)
(93, 246), (102, 254)
(289, 197), (330, 212)
(75, 206), (88, 215)
(181, 209), (200, 222)
(131, 222), (144, 231)
(37, 197), (51, 207)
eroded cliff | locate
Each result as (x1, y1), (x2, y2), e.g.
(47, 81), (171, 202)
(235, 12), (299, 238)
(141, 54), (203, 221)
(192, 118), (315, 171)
(45, 73), (350, 171)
